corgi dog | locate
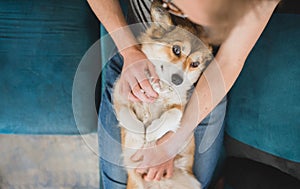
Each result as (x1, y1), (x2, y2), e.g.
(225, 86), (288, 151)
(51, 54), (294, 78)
(113, 1), (213, 188)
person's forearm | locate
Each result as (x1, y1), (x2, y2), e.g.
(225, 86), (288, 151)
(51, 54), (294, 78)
(168, 0), (280, 152)
(87, 0), (138, 55)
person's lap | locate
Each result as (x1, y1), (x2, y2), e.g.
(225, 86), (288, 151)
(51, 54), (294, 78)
(98, 53), (227, 189)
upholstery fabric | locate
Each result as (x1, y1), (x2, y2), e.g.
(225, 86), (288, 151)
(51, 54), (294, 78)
(226, 13), (300, 162)
(0, 0), (99, 134)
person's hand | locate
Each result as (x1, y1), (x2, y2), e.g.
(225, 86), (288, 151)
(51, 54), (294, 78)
(131, 132), (177, 181)
(138, 156), (174, 182)
(119, 46), (159, 103)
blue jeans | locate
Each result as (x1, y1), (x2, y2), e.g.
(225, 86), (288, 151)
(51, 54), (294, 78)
(98, 53), (227, 189)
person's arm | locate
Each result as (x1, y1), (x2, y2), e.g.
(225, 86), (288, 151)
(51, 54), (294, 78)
(174, 0), (280, 145)
(87, 0), (159, 102)
(133, 0), (280, 179)
(87, 0), (136, 53)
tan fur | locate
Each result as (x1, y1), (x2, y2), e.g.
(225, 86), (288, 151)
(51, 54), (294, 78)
(113, 1), (213, 189)
(166, 104), (183, 111)
(163, 46), (181, 63)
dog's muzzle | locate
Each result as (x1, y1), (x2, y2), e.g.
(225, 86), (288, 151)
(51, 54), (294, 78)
(171, 73), (183, 85)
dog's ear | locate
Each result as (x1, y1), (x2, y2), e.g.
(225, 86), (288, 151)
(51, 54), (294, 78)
(203, 52), (214, 67)
(149, 0), (174, 38)
(151, 0), (173, 26)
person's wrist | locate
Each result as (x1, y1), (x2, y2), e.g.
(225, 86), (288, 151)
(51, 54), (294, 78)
(158, 128), (194, 159)
(119, 45), (141, 59)
(120, 46), (149, 70)
(156, 131), (174, 145)
(156, 131), (179, 159)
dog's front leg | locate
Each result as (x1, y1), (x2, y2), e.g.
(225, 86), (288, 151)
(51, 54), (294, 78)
(146, 108), (182, 142)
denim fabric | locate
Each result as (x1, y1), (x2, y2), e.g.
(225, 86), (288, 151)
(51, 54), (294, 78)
(98, 53), (227, 189)
(193, 97), (226, 188)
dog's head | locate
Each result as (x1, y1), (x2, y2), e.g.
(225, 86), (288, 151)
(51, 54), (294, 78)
(139, 0), (213, 88)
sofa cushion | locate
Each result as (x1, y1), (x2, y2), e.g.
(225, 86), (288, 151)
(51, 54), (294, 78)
(225, 12), (300, 172)
(0, 0), (99, 134)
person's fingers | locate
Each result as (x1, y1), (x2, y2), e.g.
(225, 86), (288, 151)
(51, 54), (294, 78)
(164, 165), (174, 179)
(125, 74), (153, 102)
(128, 92), (141, 102)
(144, 168), (157, 182)
(138, 79), (158, 98)
(131, 84), (153, 102)
(147, 62), (160, 83)
(136, 168), (148, 175)
(121, 60), (159, 102)
(154, 169), (164, 181)
(135, 71), (158, 98)
(120, 83), (140, 102)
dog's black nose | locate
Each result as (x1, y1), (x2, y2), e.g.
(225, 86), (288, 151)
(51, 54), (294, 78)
(171, 74), (183, 85)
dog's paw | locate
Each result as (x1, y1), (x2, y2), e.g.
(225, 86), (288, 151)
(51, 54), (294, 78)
(146, 119), (163, 142)
(146, 119), (179, 142)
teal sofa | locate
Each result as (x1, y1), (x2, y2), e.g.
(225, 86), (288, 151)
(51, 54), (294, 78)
(222, 3), (300, 188)
(0, 0), (100, 134)
(0, 0), (101, 188)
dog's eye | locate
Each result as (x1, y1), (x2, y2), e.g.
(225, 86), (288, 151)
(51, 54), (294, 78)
(190, 61), (200, 68)
(172, 45), (181, 56)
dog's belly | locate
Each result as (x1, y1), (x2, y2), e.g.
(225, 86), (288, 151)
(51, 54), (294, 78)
(132, 87), (185, 126)
(133, 100), (167, 127)
(121, 82), (201, 188)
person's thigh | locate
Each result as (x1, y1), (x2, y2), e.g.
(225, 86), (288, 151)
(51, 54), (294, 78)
(193, 97), (227, 189)
(98, 53), (127, 189)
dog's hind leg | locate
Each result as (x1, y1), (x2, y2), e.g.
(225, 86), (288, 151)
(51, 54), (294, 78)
(126, 170), (144, 189)
(126, 175), (137, 189)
